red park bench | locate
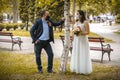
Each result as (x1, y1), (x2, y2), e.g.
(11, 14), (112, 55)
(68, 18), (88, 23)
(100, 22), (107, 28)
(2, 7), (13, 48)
(59, 35), (113, 63)
(0, 31), (23, 50)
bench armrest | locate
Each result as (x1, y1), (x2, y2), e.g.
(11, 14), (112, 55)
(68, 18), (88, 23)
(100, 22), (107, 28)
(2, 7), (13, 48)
(12, 37), (22, 42)
(103, 44), (111, 48)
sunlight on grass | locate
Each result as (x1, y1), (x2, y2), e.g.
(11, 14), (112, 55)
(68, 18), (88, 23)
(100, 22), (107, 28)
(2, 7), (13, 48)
(4, 29), (113, 42)
(5, 30), (30, 37)
(0, 51), (120, 80)
(114, 30), (120, 34)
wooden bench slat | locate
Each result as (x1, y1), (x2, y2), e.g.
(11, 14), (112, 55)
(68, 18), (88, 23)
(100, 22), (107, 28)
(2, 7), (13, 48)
(70, 46), (113, 51)
(0, 32), (13, 36)
(0, 39), (12, 43)
(0, 39), (23, 43)
(0, 31), (23, 50)
(88, 37), (104, 39)
(90, 47), (113, 51)
(89, 39), (104, 42)
(59, 35), (113, 63)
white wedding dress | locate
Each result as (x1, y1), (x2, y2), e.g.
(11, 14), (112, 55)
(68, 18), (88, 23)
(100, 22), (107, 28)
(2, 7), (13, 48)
(70, 21), (92, 74)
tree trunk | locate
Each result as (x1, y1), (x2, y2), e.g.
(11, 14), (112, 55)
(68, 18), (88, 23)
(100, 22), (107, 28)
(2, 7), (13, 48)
(26, 20), (29, 31)
(78, 1), (82, 10)
(12, 0), (18, 23)
(72, 0), (76, 30)
(60, 0), (70, 73)
(72, 0), (76, 20)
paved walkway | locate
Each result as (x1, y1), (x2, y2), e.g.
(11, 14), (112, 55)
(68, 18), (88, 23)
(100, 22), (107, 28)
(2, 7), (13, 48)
(90, 23), (120, 43)
(0, 23), (120, 66)
(90, 23), (120, 66)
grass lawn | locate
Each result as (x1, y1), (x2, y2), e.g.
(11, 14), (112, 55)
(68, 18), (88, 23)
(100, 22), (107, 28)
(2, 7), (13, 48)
(0, 51), (120, 80)
(5, 29), (113, 43)
(114, 30), (120, 34)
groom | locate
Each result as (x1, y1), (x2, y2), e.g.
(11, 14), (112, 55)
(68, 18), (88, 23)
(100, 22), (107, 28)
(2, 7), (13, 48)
(30, 10), (65, 73)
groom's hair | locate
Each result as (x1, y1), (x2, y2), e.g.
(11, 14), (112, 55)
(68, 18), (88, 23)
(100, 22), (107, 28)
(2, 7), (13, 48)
(40, 10), (48, 17)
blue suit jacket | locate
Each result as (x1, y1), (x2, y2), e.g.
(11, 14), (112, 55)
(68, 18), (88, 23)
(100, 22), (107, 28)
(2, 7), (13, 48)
(30, 18), (64, 43)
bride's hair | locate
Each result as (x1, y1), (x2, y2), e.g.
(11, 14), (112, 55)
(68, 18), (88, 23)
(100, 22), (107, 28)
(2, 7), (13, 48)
(78, 10), (86, 23)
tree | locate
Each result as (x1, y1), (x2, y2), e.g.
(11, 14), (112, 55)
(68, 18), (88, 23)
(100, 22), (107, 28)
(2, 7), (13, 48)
(19, 0), (36, 30)
(35, 0), (64, 31)
(72, 0), (76, 21)
(36, 0), (64, 21)
(60, 0), (70, 72)
(29, 0), (36, 23)
(108, 0), (120, 15)
(74, 0), (111, 16)
(76, 0), (85, 10)
(12, 0), (18, 23)
(19, 0), (29, 30)
(0, 0), (12, 22)
(0, 0), (10, 13)
(19, 0), (64, 30)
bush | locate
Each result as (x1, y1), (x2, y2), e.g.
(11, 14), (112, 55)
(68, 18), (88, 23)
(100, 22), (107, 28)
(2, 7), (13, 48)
(13, 23), (18, 30)
(0, 23), (21, 31)
(5, 23), (14, 31)
(115, 14), (120, 23)
(18, 23), (25, 29)
(0, 23), (5, 31)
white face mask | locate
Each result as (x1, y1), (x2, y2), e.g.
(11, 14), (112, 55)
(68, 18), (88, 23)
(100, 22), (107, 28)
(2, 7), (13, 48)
(75, 14), (79, 20)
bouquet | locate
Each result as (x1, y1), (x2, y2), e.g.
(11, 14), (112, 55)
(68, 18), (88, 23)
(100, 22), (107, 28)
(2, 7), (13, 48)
(73, 26), (82, 36)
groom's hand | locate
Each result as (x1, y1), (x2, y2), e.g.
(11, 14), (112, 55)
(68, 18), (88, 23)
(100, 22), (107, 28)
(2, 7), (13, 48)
(48, 21), (52, 27)
(35, 39), (39, 44)
(61, 17), (65, 21)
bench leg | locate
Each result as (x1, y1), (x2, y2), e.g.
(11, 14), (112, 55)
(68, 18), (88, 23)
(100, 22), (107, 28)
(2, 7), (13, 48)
(11, 43), (14, 51)
(18, 43), (22, 50)
(108, 52), (111, 61)
(101, 52), (105, 63)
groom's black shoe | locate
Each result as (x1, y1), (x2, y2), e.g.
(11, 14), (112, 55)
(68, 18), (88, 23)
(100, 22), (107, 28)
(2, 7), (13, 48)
(47, 70), (55, 73)
(38, 69), (43, 74)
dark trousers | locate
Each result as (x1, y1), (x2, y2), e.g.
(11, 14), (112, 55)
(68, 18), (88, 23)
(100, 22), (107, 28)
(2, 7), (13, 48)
(34, 40), (54, 71)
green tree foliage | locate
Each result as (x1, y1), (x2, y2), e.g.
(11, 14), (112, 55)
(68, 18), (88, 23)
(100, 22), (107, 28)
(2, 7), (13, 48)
(18, 0), (120, 26)
(19, 0), (36, 30)
(19, 0), (64, 30)
(75, 0), (110, 16)
(0, 0), (12, 22)
(36, 0), (64, 21)
(12, 0), (18, 23)
(19, 0), (29, 23)
(108, 0), (120, 15)
(0, 0), (10, 13)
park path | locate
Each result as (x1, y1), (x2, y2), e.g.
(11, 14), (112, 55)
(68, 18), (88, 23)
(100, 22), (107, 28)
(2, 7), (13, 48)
(90, 23), (120, 66)
(0, 23), (120, 66)
(90, 23), (120, 43)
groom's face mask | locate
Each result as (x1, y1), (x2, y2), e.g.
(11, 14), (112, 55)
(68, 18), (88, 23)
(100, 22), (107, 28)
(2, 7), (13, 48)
(46, 16), (50, 20)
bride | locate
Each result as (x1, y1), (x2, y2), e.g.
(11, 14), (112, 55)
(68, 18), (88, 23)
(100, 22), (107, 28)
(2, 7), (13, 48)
(70, 10), (92, 74)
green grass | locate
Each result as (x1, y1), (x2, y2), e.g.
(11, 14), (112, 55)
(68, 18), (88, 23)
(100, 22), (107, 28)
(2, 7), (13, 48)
(4, 29), (113, 42)
(0, 51), (120, 80)
(114, 30), (120, 34)
(5, 29), (30, 37)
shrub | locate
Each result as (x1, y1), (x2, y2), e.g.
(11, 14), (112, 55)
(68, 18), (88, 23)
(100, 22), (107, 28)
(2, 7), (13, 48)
(18, 23), (25, 29)
(0, 23), (5, 31)
(5, 23), (14, 31)
(13, 23), (18, 30)
(0, 23), (31, 31)
(115, 14), (120, 23)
